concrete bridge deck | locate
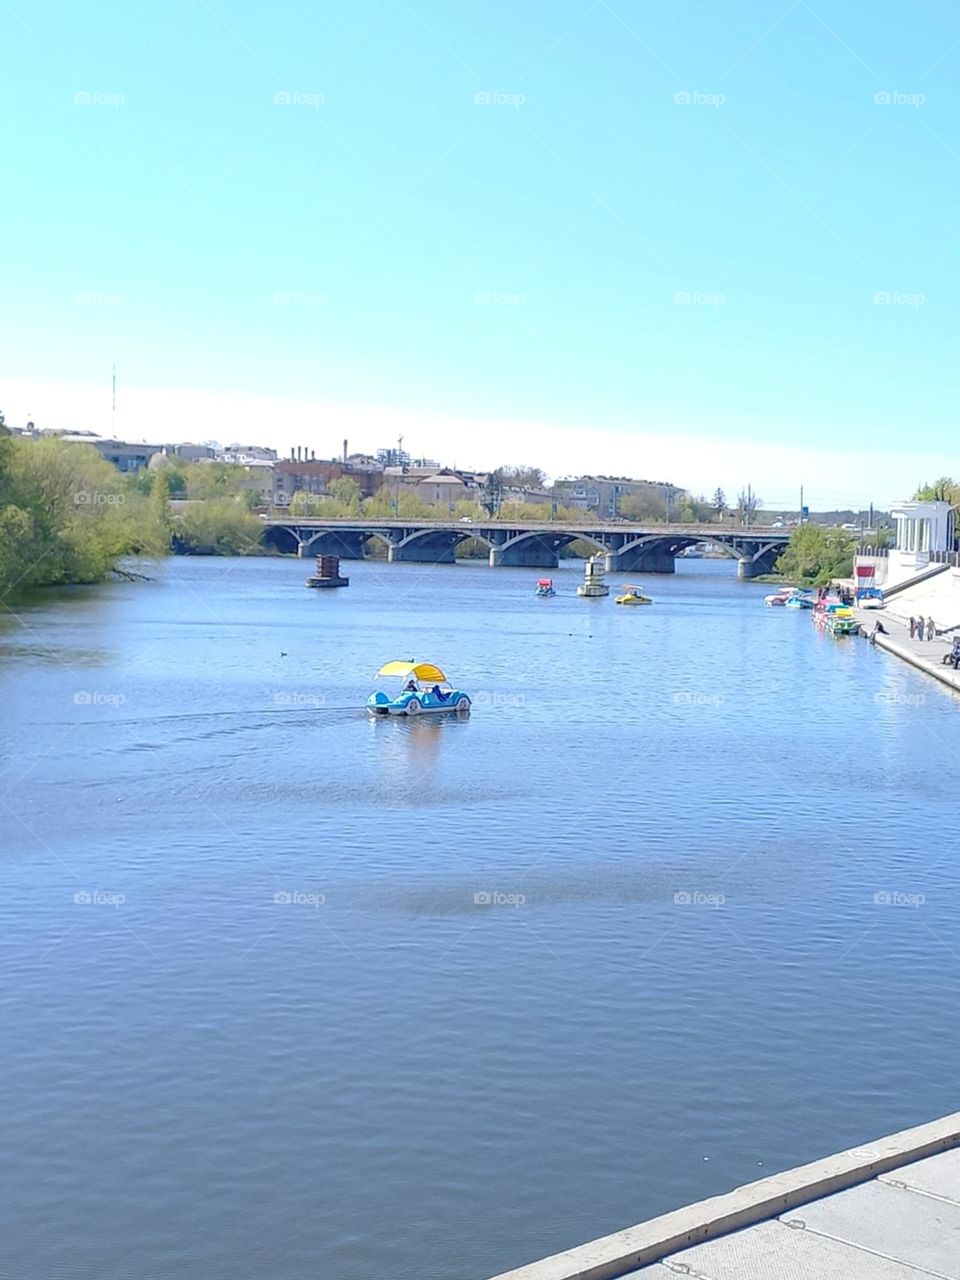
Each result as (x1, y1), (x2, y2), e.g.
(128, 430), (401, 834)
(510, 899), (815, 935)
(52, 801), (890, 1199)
(489, 1112), (960, 1280)
(261, 518), (789, 577)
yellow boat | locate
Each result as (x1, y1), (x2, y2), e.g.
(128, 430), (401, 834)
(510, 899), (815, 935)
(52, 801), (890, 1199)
(615, 585), (652, 606)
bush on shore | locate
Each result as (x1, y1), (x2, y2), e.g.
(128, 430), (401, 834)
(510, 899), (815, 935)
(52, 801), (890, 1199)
(0, 426), (168, 593)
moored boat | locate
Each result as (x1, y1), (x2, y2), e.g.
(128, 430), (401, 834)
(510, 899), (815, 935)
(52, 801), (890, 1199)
(825, 607), (860, 636)
(856, 586), (885, 610)
(784, 590), (815, 609)
(813, 597), (842, 625)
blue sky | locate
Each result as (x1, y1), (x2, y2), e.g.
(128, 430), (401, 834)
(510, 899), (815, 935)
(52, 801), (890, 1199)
(2, 0), (959, 506)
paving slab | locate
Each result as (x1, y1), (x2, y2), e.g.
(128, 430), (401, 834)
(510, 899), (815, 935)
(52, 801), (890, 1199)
(626, 1218), (943, 1278)
(854, 607), (960, 693)
(781, 1178), (960, 1277)
(880, 1147), (960, 1206)
(488, 1113), (960, 1280)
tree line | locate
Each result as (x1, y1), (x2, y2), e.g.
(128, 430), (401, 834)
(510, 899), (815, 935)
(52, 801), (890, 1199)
(0, 422), (269, 594)
(0, 423), (786, 592)
(0, 422), (164, 594)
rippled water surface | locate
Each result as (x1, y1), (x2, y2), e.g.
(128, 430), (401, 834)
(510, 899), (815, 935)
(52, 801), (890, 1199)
(3, 556), (960, 1280)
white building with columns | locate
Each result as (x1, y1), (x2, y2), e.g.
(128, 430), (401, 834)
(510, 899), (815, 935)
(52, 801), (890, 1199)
(859, 500), (954, 588)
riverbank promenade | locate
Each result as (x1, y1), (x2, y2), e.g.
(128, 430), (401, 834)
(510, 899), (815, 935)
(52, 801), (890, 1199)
(490, 1113), (960, 1280)
(854, 607), (960, 694)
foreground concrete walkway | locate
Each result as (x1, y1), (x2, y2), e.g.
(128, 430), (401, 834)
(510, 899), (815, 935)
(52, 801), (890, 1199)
(630, 1145), (960, 1278)
(854, 607), (960, 694)
(490, 1113), (960, 1280)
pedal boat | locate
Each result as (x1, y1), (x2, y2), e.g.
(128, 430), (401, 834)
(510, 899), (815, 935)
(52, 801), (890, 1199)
(367, 661), (472, 716)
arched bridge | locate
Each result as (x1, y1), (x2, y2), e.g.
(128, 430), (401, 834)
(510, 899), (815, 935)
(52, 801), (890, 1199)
(261, 518), (790, 578)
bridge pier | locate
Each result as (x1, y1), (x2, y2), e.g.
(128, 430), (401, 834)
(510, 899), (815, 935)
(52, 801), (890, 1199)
(387, 536), (458, 565)
(737, 547), (781, 580)
(605, 546), (676, 574)
(489, 540), (560, 569)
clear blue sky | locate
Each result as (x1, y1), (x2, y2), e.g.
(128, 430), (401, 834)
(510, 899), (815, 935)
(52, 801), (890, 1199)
(2, 0), (959, 505)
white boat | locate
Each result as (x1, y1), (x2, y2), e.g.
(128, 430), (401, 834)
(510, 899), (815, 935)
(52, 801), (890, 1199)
(856, 587), (885, 610)
(764, 588), (794, 606)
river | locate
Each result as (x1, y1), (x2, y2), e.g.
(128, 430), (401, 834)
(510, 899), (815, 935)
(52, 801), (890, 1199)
(2, 555), (959, 1279)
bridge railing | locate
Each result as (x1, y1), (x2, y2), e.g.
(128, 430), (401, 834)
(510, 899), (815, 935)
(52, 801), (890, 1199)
(263, 516), (790, 535)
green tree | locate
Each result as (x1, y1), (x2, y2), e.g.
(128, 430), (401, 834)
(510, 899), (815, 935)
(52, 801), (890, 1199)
(775, 525), (854, 586)
(914, 477), (960, 505)
(674, 495), (714, 523)
(361, 487), (434, 518)
(142, 471), (172, 553)
(172, 497), (263, 555)
(911, 478), (957, 501)
(362, 486), (396, 517)
(454, 498), (486, 520)
(713, 488), (726, 519)
(183, 461), (249, 500)
(619, 492), (668, 522)
(0, 437), (165, 590)
(395, 492), (435, 519)
(329, 476), (361, 514)
(289, 489), (325, 516)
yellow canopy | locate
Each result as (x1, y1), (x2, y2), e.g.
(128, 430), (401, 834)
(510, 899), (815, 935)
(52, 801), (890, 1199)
(377, 660), (447, 683)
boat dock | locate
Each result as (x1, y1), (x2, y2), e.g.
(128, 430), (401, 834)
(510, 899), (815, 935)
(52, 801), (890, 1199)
(489, 1112), (960, 1280)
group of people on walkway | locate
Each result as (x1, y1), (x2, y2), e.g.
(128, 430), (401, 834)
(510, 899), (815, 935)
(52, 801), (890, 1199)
(908, 616), (937, 641)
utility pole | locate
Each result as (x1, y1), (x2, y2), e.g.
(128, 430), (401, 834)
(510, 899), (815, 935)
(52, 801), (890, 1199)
(111, 364), (116, 435)
(394, 434), (403, 514)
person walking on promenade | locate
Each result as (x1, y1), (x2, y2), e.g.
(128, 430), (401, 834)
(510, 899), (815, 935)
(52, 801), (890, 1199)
(909, 616), (916, 639)
(927, 616), (936, 642)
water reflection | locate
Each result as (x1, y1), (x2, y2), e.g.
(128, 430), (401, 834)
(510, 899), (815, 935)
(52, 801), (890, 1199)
(368, 711), (468, 775)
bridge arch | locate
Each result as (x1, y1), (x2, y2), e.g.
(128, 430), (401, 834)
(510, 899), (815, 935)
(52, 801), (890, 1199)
(394, 526), (495, 553)
(299, 527), (394, 558)
(496, 530), (607, 555)
(615, 533), (740, 559)
(261, 524), (302, 555)
(739, 539), (784, 563)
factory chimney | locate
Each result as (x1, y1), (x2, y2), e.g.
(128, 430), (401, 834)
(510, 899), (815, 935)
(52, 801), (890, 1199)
(343, 439), (348, 463)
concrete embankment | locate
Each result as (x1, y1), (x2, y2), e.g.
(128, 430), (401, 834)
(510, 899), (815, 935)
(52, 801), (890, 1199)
(488, 1112), (960, 1280)
(884, 563), (960, 624)
(856, 612), (960, 694)
(846, 563), (960, 695)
